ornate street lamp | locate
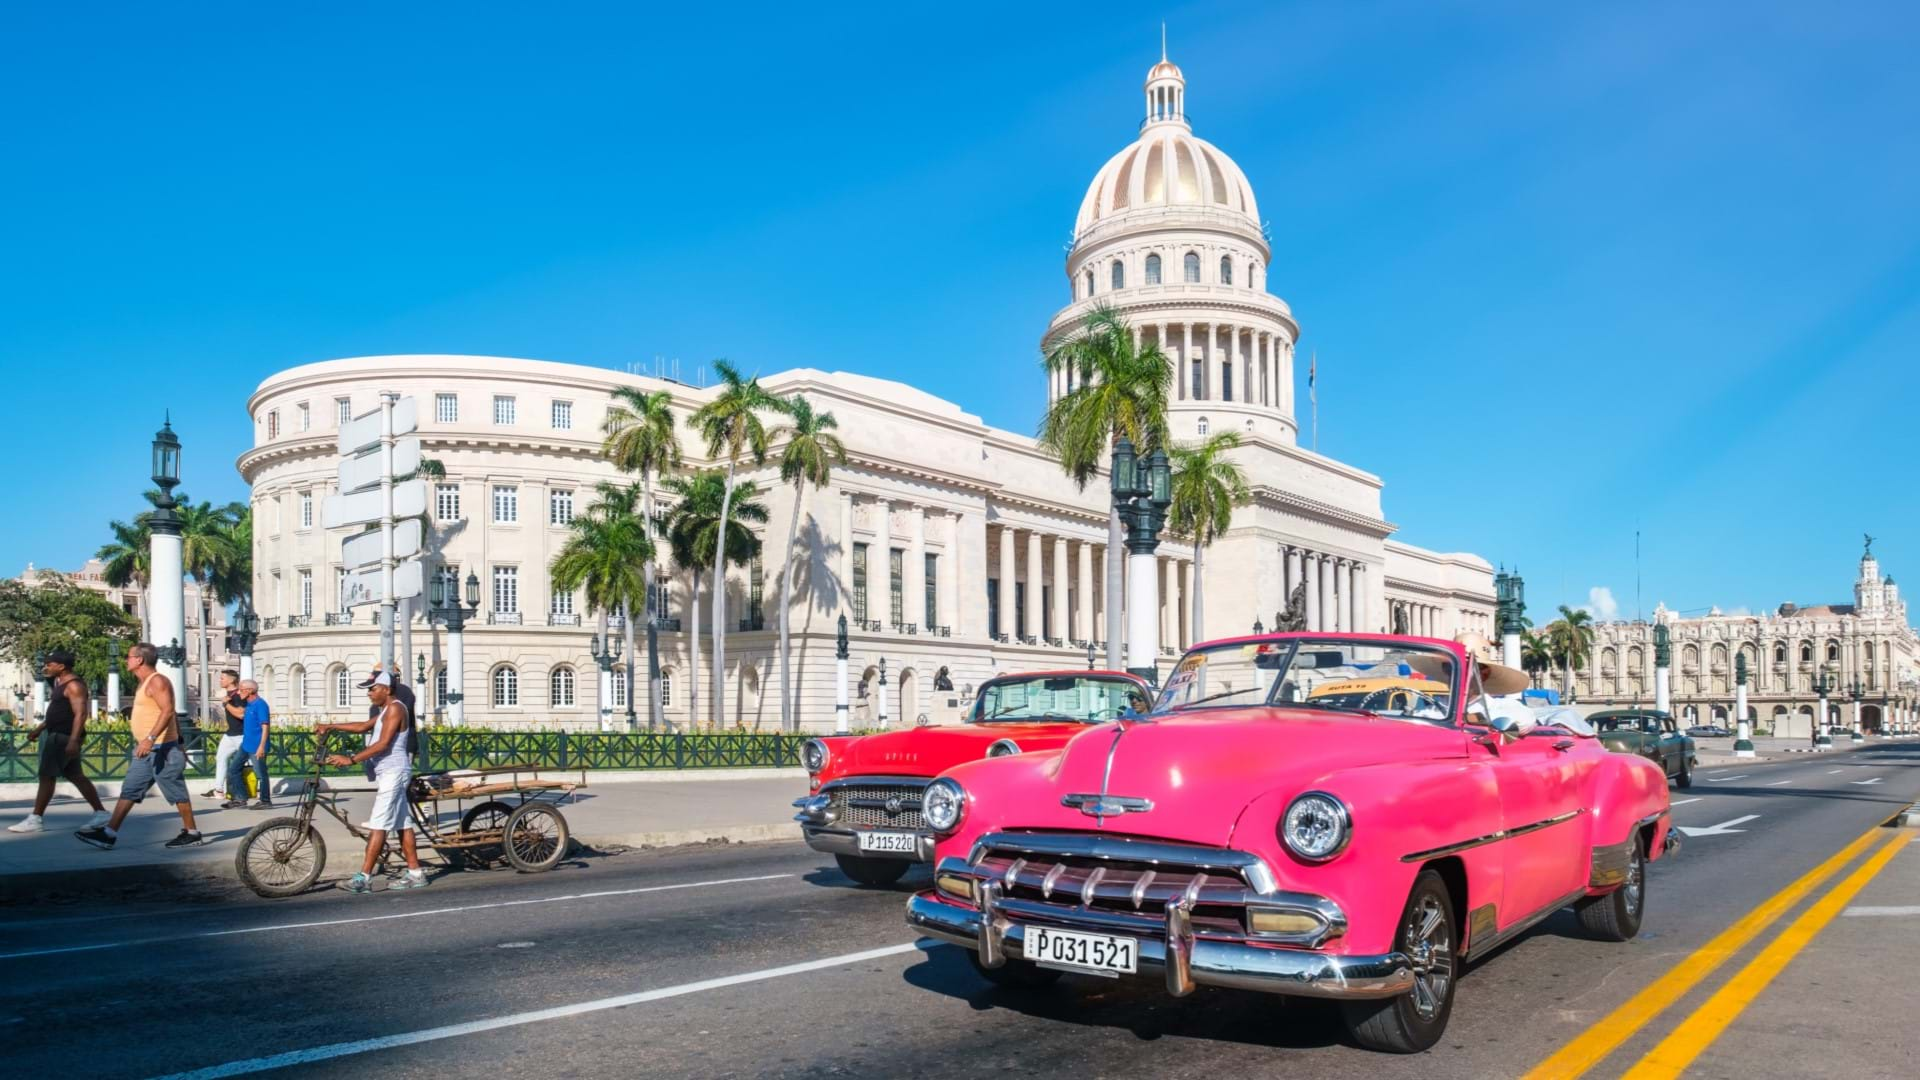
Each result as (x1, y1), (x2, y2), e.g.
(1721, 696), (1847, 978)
(1733, 653), (1755, 758)
(1086, 639), (1097, 671)
(1847, 676), (1866, 742)
(428, 570), (480, 725)
(144, 416), (192, 734)
(877, 655), (890, 729)
(1497, 568), (1526, 670)
(1652, 622), (1673, 716)
(1111, 436), (1172, 685)
(1811, 664), (1837, 748)
(1252, 617), (1264, 634)
(226, 598), (261, 683)
(590, 631), (623, 732)
(834, 614), (850, 733)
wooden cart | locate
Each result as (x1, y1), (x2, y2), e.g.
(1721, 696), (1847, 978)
(235, 734), (584, 898)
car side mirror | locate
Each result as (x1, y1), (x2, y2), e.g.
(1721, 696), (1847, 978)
(1490, 711), (1536, 738)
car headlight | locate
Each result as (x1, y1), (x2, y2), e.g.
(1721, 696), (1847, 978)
(1280, 791), (1351, 862)
(800, 738), (829, 774)
(986, 738), (1020, 758)
(922, 777), (967, 833)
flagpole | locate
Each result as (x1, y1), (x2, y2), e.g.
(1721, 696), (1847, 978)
(1309, 349), (1318, 452)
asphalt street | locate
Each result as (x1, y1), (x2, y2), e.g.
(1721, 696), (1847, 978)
(3, 742), (1916, 1079)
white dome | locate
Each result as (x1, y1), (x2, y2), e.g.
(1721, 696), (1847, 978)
(1074, 128), (1260, 235)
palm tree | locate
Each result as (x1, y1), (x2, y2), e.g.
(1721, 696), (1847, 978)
(586, 481), (652, 724)
(97, 517), (154, 638)
(770, 396), (846, 730)
(686, 362), (778, 727)
(209, 506), (253, 609)
(1039, 306), (1171, 668)
(1520, 629), (1554, 688)
(1546, 605), (1597, 699)
(602, 387), (682, 727)
(1165, 431), (1249, 644)
(663, 472), (769, 728)
(550, 493), (652, 728)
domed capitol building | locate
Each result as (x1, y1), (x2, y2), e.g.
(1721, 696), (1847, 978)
(239, 55), (1497, 729)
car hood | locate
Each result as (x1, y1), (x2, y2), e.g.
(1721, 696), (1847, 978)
(964, 708), (1470, 847)
(829, 722), (1096, 779)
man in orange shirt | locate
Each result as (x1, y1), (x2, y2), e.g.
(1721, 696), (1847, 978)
(76, 643), (202, 850)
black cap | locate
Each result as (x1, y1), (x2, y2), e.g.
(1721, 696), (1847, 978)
(45, 650), (76, 668)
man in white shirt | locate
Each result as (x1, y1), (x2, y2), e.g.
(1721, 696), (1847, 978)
(316, 672), (426, 893)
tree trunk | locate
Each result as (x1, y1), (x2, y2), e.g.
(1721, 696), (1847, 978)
(1190, 540), (1205, 644)
(712, 463), (735, 729)
(643, 472), (661, 730)
(1104, 503), (1124, 669)
(778, 478), (805, 732)
(596, 608), (610, 724)
(621, 600), (636, 730)
(135, 579), (150, 641)
(687, 569), (702, 729)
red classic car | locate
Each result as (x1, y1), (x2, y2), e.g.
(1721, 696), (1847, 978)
(907, 633), (1678, 1053)
(793, 669), (1152, 886)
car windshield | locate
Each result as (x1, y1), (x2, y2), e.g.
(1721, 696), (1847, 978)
(1153, 637), (1459, 725)
(972, 675), (1142, 724)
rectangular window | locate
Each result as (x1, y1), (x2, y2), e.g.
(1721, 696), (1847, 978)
(492, 485), (518, 524)
(272, 571), (283, 617)
(987, 578), (999, 639)
(298, 570), (313, 617)
(272, 495), (283, 534)
(649, 573), (671, 622)
(660, 673), (672, 708)
(1221, 362), (1233, 403)
(549, 489), (574, 526)
(611, 669), (627, 708)
(924, 554), (938, 629)
(1042, 586), (1052, 639)
(889, 548), (905, 626)
(267, 410), (280, 439)
(336, 397), (352, 427)
(749, 555), (764, 628)
(492, 566), (519, 614)
(1015, 582), (1028, 639)
(852, 543), (869, 622)
(436, 393), (458, 423)
(299, 491), (313, 529)
(551, 400), (572, 430)
(436, 483), (461, 522)
(550, 582), (574, 616)
(492, 395), (516, 425)
(297, 402), (311, 432)
(1192, 361), (1204, 400)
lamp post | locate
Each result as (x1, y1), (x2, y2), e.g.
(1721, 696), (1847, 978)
(647, 615), (662, 731)
(1811, 665), (1836, 749)
(1653, 622), (1672, 716)
(429, 570), (479, 726)
(1086, 639), (1097, 671)
(1848, 677), (1865, 742)
(834, 615), (850, 734)
(1252, 617), (1265, 635)
(1733, 653), (1755, 758)
(590, 631), (622, 733)
(1111, 437), (1172, 685)
(147, 417), (190, 733)
(1497, 568), (1526, 672)
(226, 599), (260, 683)
(876, 656), (890, 729)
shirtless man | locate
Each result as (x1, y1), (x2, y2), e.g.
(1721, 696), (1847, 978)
(6, 650), (110, 833)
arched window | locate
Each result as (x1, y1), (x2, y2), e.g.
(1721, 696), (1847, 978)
(1197, 416), (1209, 436)
(1183, 252), (1200, 283)
(1826, 641), (1839, 662)
(1145, 253), (1162, 285)
(1773, 643), (1786, 663)
(1800, 642), (1813, 662)
(550, 666), (576, 707)
(1251, 262), (1262, 289)
(660, 668), (674, 708)
(1219, 255), (1233, 284)
(332, 666), (350, 708)
(611, 665), (627, 708)
(434, 665), (448, 707)
(291, 665), (309, 709)
(492, 665), (519, 707)
(1866, 641), (1875, 662)
(1083, 270), (1094, 298)
(1110, 260), (1124, 290)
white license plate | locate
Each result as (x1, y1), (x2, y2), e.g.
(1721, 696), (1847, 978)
(856, 831), (918, 854)
(1026, 926), (1139, 976)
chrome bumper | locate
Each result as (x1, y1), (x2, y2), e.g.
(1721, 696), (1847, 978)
(798, 823), (936, 862)
(906, 891), (1414, 1001)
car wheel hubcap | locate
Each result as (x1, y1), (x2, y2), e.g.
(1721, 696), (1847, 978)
(1625, 849), (1644, 915)
(1406, 895), (1452, 1021)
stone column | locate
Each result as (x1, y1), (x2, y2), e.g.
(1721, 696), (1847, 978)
(1180, 559), (1194, 648)
(873, 499), (892, 626)
(996, 525), (1014, 642)
(1164, 557), (1182, 649)
(937, 512), (957, 633)
(1075, 540), (1093, 643)
(908, 506), (926, 631)
(1051, 535), (1069, 645)
(1352, 563), (1367, 633)
(1302, 553), (1321, 630)
(1024, 530), (1042, 642)
(1319, 556), (1337, 632)
(1331, 560), (1348, 632)
(1184, 323), (1196, 399)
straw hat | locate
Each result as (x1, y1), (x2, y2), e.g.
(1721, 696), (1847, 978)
(1454, 632), (1530, 696)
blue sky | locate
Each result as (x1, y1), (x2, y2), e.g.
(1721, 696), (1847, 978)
(4, 1), (1916, 621)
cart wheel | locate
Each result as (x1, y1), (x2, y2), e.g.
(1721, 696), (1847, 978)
(449, 800), (515, 869)
(236, 817), (327, 898)
(503, 803), (571, 872)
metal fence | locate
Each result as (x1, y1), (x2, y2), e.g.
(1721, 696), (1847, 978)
(0, 728), (810, 782)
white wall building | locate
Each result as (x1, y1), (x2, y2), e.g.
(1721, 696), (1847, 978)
(238, 54), (1496, 731)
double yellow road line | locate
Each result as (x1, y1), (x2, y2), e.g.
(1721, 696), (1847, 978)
(1523, 822), (1910, 1080)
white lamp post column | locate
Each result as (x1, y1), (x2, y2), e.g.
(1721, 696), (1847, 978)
(1653, 623), (1672, 716)
(1112, 439), (1172, 684)
(147, 418), (189, 728)
(1733, 653), (1755, 758)
(876, 657), (890, 729)
(834, 615), (849, 734)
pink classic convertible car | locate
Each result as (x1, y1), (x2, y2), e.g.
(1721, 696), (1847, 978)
(907, 633), (1678, 1053)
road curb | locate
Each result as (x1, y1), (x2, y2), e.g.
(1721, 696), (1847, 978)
(0, 767), (807, 802)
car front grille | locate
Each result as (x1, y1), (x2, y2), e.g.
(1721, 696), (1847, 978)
(971, 836), (1260, 936)
(826, 781), (928, 830)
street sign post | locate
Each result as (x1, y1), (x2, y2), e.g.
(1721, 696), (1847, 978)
(329, 394), (423, 670)
(336, 397), (417, 457)
(342, 560), (425, 608)
(322, 480), (426, 530)
(338, 436), (421, 494)
(340, 519), (423, 570)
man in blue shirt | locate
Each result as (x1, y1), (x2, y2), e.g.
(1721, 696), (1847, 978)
(222, 680), (273, 810)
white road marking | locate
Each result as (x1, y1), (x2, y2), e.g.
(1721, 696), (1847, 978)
(1828, 768), (1846, 774)
(1851, 777), (1885, 786)
(149, 941), (925, 1079)
(1766, 780), (1793, 787)
(1705, 775), (1748, 783)
(1842, 906), (1920, 917)
(0, 873), (793, 961)
(1676, 814), (1760, 837)
(1671, 798), (1703, 806)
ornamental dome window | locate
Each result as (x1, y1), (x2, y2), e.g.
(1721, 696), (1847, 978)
(1084, 270), (1094, 298)
(1184, 252), (1200, 283)
(1220, 256), (1233, 285)
(1197, 416), (1209, 436)
(1145, 253), (1162, 285)
(1111, 260), (1125, 290)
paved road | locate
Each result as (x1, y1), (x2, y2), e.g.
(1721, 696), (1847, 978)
(2, 743), (1915, 1079)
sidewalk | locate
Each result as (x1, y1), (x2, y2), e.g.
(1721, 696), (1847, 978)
(0, 773), (807, 902)
(1692, 733), (1896, 767)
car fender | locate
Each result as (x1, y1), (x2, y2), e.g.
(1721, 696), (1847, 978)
(1579, 749), (1672, 893)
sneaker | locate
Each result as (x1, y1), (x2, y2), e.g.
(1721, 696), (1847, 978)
(201, 789), (222, 800)
(249, 800), (276, 811)
(221, 799), (248, 810)
(165, 829), (205, 848)
(76, 826), (116, 850)
(340, 872), (374, 894)
(388, 869), (430, 890)
(6, 814), (44, 834)
(84, 810), (111, 829)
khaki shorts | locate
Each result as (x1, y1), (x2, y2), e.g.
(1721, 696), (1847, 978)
(120, 741), (189, 804)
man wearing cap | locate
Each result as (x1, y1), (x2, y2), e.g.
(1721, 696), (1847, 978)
(221, 679), (272, 810)
(206, 669), (246, 801)
(365, 663), (416, 747)
(76, 643), (203, 850)
(317, 671), (427, 892)
(7, 650), (111, 834)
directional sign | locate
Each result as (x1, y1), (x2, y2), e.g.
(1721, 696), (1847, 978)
(337, 436), (422, 495)
(340, 519), (424, 570)
(342, 560), (424, 608)
(322, 479), (427, 530)
(1676, 814), (1759, 838)
(336, 397), (418, 457)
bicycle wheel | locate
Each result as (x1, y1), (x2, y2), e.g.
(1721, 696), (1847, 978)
(236, 817), (327, 898)
(447, 799), (514, 870)
(502, 803), (571, 872)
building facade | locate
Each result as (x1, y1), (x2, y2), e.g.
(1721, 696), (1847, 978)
(238, 56), (1497, 731)
(1568, 545), (1920, 736)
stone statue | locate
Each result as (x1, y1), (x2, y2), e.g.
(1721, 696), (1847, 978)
(933, 666), (953, 691)
(1275, 581), (1309, 632)
(1393, 606), (1409, 635)
(1864, 533), (1876, 557)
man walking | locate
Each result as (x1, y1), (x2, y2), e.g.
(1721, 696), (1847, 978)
(76, 643), (202, 850)
(205, 669), (246, 801)
(221, 680), (272, 810)
(6, 651), (111, 833)
(318, 671), (426, 892)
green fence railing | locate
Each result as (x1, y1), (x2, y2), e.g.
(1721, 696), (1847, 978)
(0, 728), (811, 783)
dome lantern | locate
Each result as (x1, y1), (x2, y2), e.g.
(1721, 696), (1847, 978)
(1144, 29), (1187, 130)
